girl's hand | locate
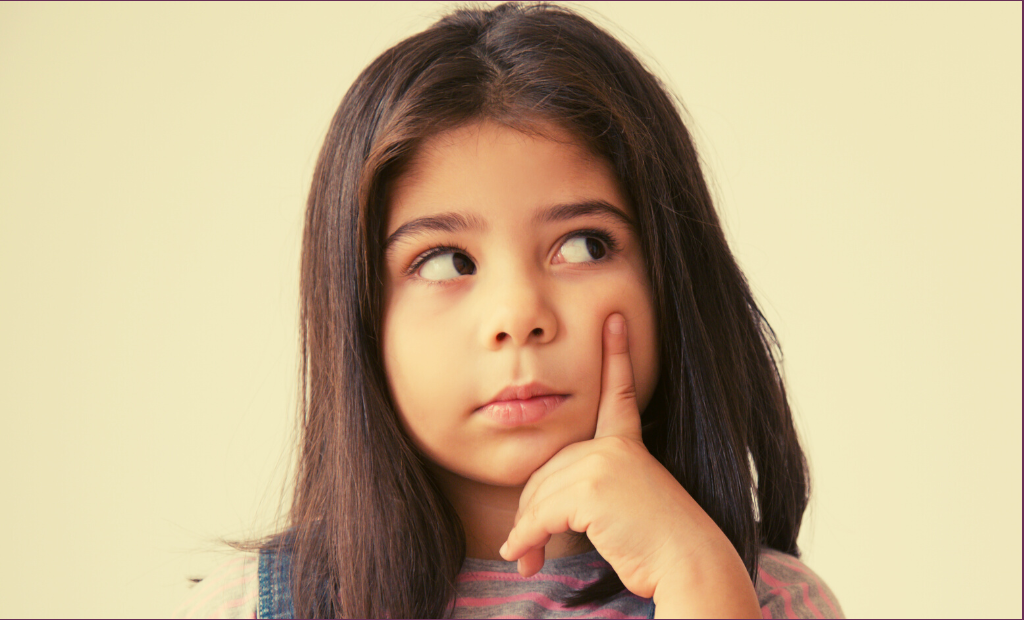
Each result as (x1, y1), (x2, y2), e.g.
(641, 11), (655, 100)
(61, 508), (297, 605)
(499, 313), (761, 618)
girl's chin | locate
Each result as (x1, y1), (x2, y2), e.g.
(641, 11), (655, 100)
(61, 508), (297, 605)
(450, 462), (546, 488)
(422, 430), (590, 488)
(428, 452), (559, 489)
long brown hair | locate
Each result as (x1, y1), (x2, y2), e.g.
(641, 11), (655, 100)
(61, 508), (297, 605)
(256, 2), (809, 617)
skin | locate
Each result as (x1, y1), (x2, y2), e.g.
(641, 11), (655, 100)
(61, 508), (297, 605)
(381, 120), (760, 617)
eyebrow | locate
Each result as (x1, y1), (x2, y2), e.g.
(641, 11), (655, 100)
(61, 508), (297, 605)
(384, 199), (634, 255)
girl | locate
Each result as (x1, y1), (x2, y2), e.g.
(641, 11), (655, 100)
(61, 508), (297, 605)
(177, 3), (843, 618)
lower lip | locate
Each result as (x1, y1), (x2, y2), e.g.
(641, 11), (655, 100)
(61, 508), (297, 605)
(476, 395), (568, 426)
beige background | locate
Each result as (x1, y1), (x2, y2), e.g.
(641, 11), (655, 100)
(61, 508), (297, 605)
(1, 2), (1020, 617)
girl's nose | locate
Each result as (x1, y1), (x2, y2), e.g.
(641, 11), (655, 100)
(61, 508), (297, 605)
(479, 269), (558, 349)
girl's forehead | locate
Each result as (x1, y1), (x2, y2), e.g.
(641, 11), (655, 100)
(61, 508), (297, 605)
(386, 119), (630, 226)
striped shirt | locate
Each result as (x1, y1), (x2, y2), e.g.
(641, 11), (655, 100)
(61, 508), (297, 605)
(172, 548), (843, 618)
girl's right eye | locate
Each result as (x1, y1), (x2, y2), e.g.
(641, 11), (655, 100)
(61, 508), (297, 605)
(417, 251), (476, 281)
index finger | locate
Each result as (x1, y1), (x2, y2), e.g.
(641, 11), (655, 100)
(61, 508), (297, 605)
(593, 313), (643, 441)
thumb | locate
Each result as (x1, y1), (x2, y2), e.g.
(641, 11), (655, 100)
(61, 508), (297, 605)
(594, 313), (643, 441)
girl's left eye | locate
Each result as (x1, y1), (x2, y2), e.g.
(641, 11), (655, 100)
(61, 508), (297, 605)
(558, 234), (609, 264)
(416, 250), (476, 281)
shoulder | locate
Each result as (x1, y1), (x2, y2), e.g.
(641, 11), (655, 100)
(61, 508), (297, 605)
(754, 548), (845, 619)
(171, 553), (260, 619)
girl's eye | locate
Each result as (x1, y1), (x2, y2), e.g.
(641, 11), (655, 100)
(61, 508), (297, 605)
(558, 235), (608, 263)
(417, 251), (476, 281)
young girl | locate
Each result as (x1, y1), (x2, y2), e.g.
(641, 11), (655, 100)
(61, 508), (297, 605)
(177, 3), (843, 618)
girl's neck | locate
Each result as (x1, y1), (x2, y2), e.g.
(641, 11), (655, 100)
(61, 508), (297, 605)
(431, 467), (594, 561)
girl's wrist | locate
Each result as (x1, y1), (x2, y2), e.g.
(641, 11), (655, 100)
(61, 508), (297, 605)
(652, 539), (760, 619)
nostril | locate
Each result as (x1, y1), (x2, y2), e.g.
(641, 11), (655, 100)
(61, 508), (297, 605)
(496, 332), (507, 342)
(531, 328), (543, 336)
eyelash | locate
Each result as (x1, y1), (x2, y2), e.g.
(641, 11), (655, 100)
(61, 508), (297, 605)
(405, 243), (473, 277)
(403, 228), (621, 279)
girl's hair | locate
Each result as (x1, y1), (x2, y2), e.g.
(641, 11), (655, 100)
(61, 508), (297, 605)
(258, 2), (809, 617)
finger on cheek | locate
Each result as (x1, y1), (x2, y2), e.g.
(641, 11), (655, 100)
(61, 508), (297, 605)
(596, 313), (642, 440)
(605, 313), (627, 354)
(608, 313), (624, 334)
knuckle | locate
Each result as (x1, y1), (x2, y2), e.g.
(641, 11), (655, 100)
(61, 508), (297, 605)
(609, 435), (631, 451)
(617, 384), (637, 401)
(583, 451), (611, 475)
(580, 476), (602, 500)
(528, 501), (543, 521)
(597, 435), (631, 455)
(568, 504), (590, 533)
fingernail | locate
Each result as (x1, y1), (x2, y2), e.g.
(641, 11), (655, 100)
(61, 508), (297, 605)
(499, 541), (508, 558)
(608, 315), (624, 334)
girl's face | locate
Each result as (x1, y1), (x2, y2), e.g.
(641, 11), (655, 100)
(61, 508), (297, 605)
(382, 120), (659, 487)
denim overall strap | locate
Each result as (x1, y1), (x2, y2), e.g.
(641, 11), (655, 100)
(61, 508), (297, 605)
(646, 599), (656, 619)
(257, 544), (296, 619)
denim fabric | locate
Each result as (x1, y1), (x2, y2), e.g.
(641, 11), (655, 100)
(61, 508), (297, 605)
(257, 545), (295, 619)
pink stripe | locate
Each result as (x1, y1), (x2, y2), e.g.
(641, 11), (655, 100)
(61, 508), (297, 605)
(759, 567), (824, 618)
(458, 570), (589, 588)
(765, 553), (835, 614)
(208, 583), (259, 618)
(758, 568), (797, 619)
(456, 593), (642, 619)
(787, 558), (837, 617)
(799, 582), (825, 619)
(457, 591), (567, 610)
(761, 602), (773, 618)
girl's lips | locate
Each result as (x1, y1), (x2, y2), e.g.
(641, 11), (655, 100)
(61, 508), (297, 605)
(475, 394), (568, 426)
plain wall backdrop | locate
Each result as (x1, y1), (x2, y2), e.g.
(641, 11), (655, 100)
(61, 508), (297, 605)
(0, 2), (1020, 617)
